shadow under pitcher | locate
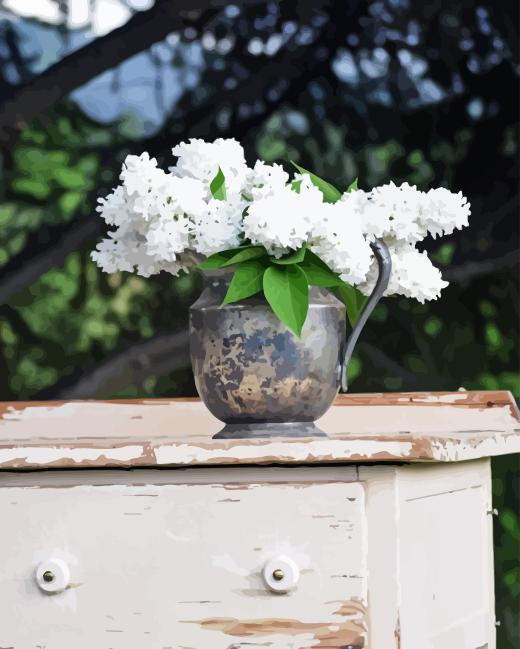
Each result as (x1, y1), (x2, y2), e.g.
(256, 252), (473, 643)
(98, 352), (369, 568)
(189, 240), (391, 439)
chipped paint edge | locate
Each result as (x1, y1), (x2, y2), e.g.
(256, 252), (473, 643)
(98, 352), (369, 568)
(0, 430), (519, 470)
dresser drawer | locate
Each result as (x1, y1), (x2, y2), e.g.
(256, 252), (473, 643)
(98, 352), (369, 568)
(0, 468), (367, 649)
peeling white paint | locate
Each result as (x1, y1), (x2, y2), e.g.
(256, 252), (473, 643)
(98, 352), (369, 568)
(153, 439), (416, 465)
(396, 393), (468, 404)
(430, 433), (520, 462)
(0, 432), (518, 469)
(0, 393), (518, 469)
(0, 445), (145, 465)
(0, 480), (366, 648)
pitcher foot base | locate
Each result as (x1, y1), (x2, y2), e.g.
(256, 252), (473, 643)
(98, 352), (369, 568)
(213, 421), (326, 439)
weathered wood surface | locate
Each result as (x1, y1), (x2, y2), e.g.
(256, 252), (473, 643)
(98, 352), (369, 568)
(0, 471), (367, 649)
(400, 470), (493, 648)
(0, 390), (518, 469)
(0, 461), (495, 648)
(360, 459), (495, 649)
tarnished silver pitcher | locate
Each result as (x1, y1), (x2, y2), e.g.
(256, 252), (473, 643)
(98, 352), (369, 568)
(189, 241), (391, 438)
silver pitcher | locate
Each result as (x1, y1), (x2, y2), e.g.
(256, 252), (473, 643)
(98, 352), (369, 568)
(189, 241), (391, 438)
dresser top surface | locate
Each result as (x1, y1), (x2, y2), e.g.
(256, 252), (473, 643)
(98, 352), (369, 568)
(0, 390), (518, 470)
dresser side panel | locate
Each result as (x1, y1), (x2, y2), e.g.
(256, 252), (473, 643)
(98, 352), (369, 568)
(397, 459), (495, 649)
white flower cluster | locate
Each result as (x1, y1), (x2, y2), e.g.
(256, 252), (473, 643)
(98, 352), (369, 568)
(92, 138), (470, 302)
(92, 141), (249, 277)
(351, 181), (470, 301)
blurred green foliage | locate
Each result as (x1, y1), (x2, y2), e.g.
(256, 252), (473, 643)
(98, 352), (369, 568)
(0, 1), (515, 644)
(0, 106), (517, 645)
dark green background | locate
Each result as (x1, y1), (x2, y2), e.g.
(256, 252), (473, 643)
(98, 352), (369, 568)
(0, 1), (518, 644)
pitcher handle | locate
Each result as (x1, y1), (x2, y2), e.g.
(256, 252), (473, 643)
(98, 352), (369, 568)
(340, 239), (392, 393)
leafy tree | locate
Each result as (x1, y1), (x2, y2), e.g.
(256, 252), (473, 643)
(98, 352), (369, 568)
(0, 1), (517, 644)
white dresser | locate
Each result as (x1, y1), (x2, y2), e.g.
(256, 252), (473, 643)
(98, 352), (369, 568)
(0, 390), (518, 649)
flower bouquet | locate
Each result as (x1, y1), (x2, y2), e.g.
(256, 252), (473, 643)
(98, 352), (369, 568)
(92, 138), (470, 437)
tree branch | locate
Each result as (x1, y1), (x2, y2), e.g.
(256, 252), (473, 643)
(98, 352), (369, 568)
(0, 212), (104, 304)
(146, 1), (352, 151)
(0, 0), (242, 141)
(43, 330), (190, 399)
(0, 1), (353, 305)
(443, 249), (519, 283)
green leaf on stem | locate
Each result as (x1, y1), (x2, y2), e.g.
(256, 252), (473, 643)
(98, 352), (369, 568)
(222, 260), (266, 305)
(298, 249), (367, 327)
(347, 177), (359, 192)
(209, 166), (227, 200)
(299, 249), (344, 287)
(263, 264), (309, 336)
(337, 283), (368, 328)
(220, 246), (267, 267)
(198, 249), (237, 269)
(290, 161), (342, 203)
(199, 245), (266, 269)
(271, 246), (306, 265)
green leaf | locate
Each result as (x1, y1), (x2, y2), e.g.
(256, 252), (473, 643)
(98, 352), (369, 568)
(59, 191), (83, 215)
(12, 178), (50, 200)
(299, 249), (344, 287)
(210, 166), (227, 200)
(221, 246), (267, 267)
(302, 248), (333, 270)
(263, 265), (309, 336)
(290, 161), (341, 203)
(52, 167), (85, 190)
(198, 249), (237, 269)
(222, 261), (266, 305)
(347, 177), (359, 192)
(337, 284), (368, 328)
(271, 247), (306, 265)
(290, 179), (302, 193)
(77, 154), (99, 176)
(200, 246), (268, 269)
(301, 263), (344, 288)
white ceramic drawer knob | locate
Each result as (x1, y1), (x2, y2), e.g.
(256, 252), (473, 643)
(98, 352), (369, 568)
(35, 558), (70, 593)
(263, 555), (300, 593)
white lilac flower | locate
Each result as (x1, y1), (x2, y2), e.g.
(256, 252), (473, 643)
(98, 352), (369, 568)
(309, 200), (373, 285)
(145, 216), (191, 263)
(361, 182), (425, 243)
(162, 176), (207, 217)
(246, 160), (289, 198)
(93, 154), (210, 277)
(92, 224), (193, 277)
(191, 194), (246, 256)
(126, 169), (206, 223)
(119, 152), (165, 197)
(358, 240), (449, 303)
(95, 185), (128, 227)
(242, 190), (303, 256)
(92, 138), (470, 301)
(420, 186), (471, 238)
(170, 137), (249, 196)
(243, 175), (322, 256)
(97, 156), (203, 226)
(91, 234), (135, 274)
(359, 182), (471, 245)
